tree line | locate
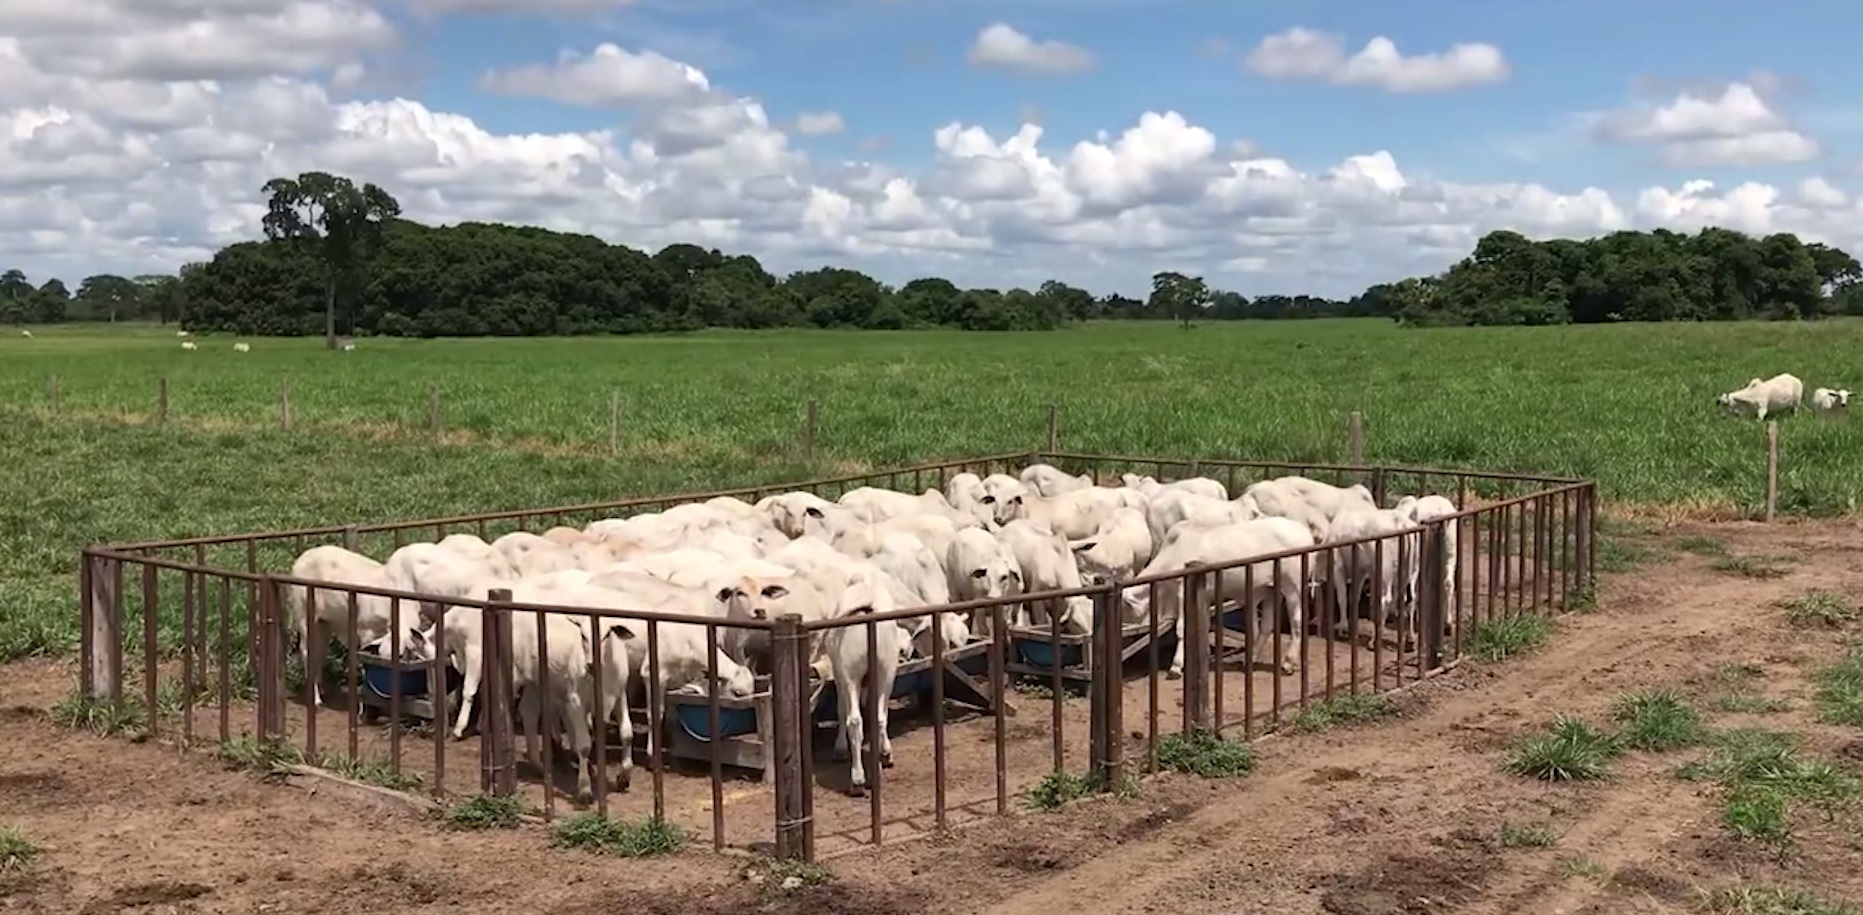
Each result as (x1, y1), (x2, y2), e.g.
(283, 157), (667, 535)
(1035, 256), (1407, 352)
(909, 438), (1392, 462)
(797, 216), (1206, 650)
(5, 170), (1859, 337)
(1379, 228), (1863, 325)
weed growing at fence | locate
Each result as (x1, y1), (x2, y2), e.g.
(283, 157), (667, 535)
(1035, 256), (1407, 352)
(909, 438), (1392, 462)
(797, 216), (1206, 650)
(315, 752), (425, 792)
(1611, 689), (1706, 751)
(1710, 555), (1796, 579)
(1706, 884), (1862, 915)
(1499, 822), (1558, 848)
(1505, 715), (1622, 781)
(1022, 768), (1139, 811)
(1555, 855), (1609, 882)
(46, 692), (145, 736)
(1675, 535), (1729, 556)
(1780, 591), (1861, 629)
(1677, 729), (1860, 856)
(550, 813), (687, 857)
(1812, 649), (1863, 726)
(1468, 615), (1555, 663)
(1155, 730), (1257, 778)
(216, 735), (303, 774)
(439, 794), (527, 830)
(1706, 664), (1792, 715)
(1285, 693), (1399, 733)
(0, 828), (38, 874)
(747, 858), (835, 891)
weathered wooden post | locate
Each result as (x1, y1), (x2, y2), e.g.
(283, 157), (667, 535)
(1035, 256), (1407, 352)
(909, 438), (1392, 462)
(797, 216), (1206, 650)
(769, 614), (809, 859)
(1764, 420), (1779, 522)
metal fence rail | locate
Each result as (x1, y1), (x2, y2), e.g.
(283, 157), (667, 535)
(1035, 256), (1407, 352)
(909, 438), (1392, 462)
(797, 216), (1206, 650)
(75, 451), (1596, 862)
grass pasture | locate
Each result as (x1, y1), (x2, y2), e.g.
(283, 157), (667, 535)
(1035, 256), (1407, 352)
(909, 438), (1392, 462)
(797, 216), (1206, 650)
(1, 318), (1860, 662)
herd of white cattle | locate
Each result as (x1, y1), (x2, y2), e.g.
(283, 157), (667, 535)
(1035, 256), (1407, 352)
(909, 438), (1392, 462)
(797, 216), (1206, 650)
(281, 465), (1463, 799)
(1717, 373), (1850, 420)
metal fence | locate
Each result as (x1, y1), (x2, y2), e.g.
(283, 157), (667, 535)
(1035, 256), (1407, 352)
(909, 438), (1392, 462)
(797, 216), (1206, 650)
(75, 451), (1595, 861)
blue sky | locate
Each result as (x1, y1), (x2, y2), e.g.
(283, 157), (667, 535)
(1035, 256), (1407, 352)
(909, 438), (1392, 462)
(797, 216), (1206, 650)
(4, 0), (1862, 298)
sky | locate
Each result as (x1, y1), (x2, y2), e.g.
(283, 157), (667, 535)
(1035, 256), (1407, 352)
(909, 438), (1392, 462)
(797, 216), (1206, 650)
(3, 0), (1863, 300)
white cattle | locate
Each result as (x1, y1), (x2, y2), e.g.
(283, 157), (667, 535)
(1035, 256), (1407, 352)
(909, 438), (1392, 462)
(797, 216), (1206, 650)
(866, 532), (969, 657)
(383, 541), (495, 613)
(620, 548), (732, 587)
(824, 572), (904, 795)
(829, 513), (962, 565)
(1120, 517), (1314, 677)
(176, 330), (189, 337)
(945, 527), (1024, 635)
(1717, 373), (1803, 420)
(756, 491), (837, 539)
(1812, 387), (1851, 412)
(994, 520), (1092, 635)
(1121, 473), (1229, 503)
(233, 342), (250, 352)
(341, 342), (356, 352)
(716, 572), (841, 678)
(1019, 463), (1094, 497)
(838, 486), (967, 526)
(180, 341), (197, 351)
(1145, 489), (1255, 552)
(490, 531), (577, 578)
(541, 526), (588, 547)
(19, 330), (30, 338)
(943, 472), (993, 527)
(1319, 508), (1421, 648)
(1004, 487), (1125, 541)
(1068, 507), (1155, 585)
(283, 545), (395, 708)
(1237, 477), (1376, 541)
(1394, 494), (1460, 641)
(979, 474), (1031, 526)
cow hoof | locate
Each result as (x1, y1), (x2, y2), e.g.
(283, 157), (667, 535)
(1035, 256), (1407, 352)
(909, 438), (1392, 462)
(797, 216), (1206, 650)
(831, 747), (849, 762)
(615, 770), (632, 793)
(1279, 663), (1297, 676)
(1165, 668), (1184, 681)
(881, 754), (895, 769)
(847, 784), (868, 798)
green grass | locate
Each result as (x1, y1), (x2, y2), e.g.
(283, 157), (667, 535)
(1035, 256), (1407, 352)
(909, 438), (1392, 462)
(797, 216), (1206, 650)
(1155, 730), (1258, 777)
(1611, 689), (1706, 751)
(1555, 854), (1609, 882)
(0, 827), (38, 874)
(1675, 534), (1730, 555)
(1499, 822), (1558, 848)
(1778, 591), (1860, 628)
(439, 794), (527, 830)
(314, 752), (426, 792)
(1710, 555), (1798, 579)
(1020, 767), (1139, 810)
(1708, 664), (1793, 715)
(1285, 693), (1400, 732)
(1677, 729), (1861, 855)
(549, 813), (687, 857)
(1505, 715), (1623, 781)
(7, 320), (1863, 664)
(1707, 885), (1863, 915)
(46, 692), (146, 737)
(1811, 649), (1863, 726)
(1468, 614), (1556, 663)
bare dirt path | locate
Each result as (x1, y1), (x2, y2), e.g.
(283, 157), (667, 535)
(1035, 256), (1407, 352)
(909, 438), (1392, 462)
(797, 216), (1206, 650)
(4, 518), (1861, 914)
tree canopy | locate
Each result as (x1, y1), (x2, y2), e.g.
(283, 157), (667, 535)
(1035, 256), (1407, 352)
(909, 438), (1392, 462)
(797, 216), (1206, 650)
(5, 171), (1859, 334)
(1381, 228), (1863, 326)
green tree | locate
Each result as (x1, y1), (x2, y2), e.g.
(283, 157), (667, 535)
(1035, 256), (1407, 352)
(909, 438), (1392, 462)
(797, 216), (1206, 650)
(261, 171), (402, 349)
(76, 274), (139, 322)
(0, 269), (29, 325)
(33, 278), (68, 323)
(1149, 271), (1211, 328)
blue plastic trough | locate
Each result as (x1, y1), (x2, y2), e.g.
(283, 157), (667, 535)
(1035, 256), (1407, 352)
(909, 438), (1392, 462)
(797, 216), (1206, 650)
(359, 659), (462, 701)
(673, 701), (762, 741)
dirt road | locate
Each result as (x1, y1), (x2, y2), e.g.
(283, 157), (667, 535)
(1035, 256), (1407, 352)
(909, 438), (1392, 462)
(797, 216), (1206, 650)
(4, 519), (1860, 914)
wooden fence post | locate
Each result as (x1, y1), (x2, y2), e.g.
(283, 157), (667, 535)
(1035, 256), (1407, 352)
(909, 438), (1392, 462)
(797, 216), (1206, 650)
(608, 391), (620, 454)
(279, 378), (292, 430)
(47, 375), (59, 416)
(803, 400), (818, 462)
(157, 377), (169, 423)
(84, 554), (119, 701)
(1420, 522), (1448, 671)
(428, 383), (442, 437)
(769, 614), (808, 860)
(1764, 420), (1779, 522)
(1181, 571), (1210, 733)
(481, 589), (516, 795)
(1089, 589), (1124, 790)
(1347, 411), (1364, 466)
(1046, 403), (1059, 453)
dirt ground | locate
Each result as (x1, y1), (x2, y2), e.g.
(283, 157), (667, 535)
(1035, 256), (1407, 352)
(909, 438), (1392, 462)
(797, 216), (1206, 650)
(5, 517), (1862, 914)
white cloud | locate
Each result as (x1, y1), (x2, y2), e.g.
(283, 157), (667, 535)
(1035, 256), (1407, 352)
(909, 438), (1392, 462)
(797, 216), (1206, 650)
(405, 0), (640, 12)
(967, 23), (1096, 76)
(794, 111), (845, 136)
(1244, 27), (1509, 93)
(2, 11), (1862, 300)
(477, 43), (710, 106)
(1595, 82), (1821, 167)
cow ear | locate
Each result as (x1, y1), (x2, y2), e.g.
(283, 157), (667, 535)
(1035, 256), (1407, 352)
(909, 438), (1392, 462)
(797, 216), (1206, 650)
(1071, 540), (1096, 553)
(605, 622), (636, 642)
(715, 587), (733, 603)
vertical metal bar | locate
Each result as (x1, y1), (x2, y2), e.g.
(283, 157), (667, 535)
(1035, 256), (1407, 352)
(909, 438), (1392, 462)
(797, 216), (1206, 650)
(706, 624), (724, 851)
(930, 612), (947, 833)
(180, 571), (196, 743)
(1270, 558), (1284, 727)
(1346, 542), (1360, 694)
(1323, 546), (1337, 700)
(646, 620), (665, 822)
(431, 599), (447, 794)
(1212, 575), (1226, 735)
(538, 608), (557, 820)
(1371, 538), (1385, 693)
(1146, 584), (1159, 772)
(864, 620), (882, 846)
(1298, 551), (1311, 711)
(1046, 403), (1059, 452)
(388, 597), (402, 771)
(344, 593), (359, 763)
(218, 576), (232, 742)
(1561, 490), (1573, 609)
(990, 604), (1008, 815)
(141, 564), (158, 736)
(1515, 500), (1527, 616)
(80, 554), (95, 698)
(1049, 604), (1063, 772)
(591, 612), (610, 817)
(302, 583), (321, 758)
(1486, 506), (1501, 624)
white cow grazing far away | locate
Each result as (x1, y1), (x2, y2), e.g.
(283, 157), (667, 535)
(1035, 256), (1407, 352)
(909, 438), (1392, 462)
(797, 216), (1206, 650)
(181, 341), (197, 350)
(1717, 373), (1802, 420)
(1812, 387), (1851, 412)
(19, 330), (30, 338)
(233, 342), (251, 352)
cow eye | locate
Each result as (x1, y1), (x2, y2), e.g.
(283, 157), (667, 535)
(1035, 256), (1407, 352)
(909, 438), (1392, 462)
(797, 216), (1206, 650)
(970, 569), (986, 579)
(761, 585), (788, 599)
